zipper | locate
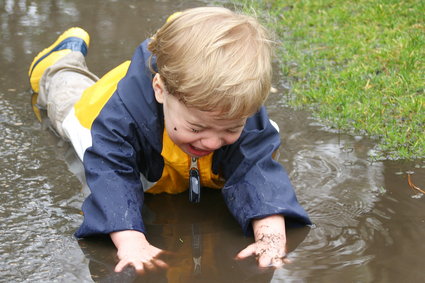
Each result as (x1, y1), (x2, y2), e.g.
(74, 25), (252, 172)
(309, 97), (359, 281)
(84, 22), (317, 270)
(189, 157), (201, 203)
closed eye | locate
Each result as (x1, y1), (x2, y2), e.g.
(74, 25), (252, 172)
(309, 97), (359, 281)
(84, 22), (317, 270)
(226, 127), (244, 134)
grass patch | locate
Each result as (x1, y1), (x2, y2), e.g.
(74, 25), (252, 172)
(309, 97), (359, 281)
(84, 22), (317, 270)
(232, 0), (424, 160)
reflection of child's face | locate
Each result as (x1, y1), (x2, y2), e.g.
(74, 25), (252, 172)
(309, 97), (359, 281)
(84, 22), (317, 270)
(153, 74), (246, 158)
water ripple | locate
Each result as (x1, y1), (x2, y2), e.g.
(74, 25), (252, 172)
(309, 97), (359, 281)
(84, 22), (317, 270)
(282, 137), (388, 273)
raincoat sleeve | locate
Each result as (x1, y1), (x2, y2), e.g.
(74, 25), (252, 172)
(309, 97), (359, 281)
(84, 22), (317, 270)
(74, 94), (148, 238)
(218, 107), (311, 235)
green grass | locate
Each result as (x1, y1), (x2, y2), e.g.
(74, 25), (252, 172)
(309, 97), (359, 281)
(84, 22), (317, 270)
(232, 0), (424, 160)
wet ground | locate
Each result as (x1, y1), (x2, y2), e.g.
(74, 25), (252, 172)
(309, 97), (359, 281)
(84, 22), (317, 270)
(1, 0), (424, 282)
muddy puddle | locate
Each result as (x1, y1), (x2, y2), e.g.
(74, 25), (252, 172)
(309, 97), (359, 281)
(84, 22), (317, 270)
(1, 0), (424, 282)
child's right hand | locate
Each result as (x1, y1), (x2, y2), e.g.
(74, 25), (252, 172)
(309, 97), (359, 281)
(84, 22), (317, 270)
(110, 230), (168, 273)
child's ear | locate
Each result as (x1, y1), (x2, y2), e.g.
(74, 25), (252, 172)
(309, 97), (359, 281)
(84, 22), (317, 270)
(152, 73), (165, 104)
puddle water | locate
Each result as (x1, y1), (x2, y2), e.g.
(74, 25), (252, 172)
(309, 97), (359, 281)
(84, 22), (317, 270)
(1, 0), (424, 282)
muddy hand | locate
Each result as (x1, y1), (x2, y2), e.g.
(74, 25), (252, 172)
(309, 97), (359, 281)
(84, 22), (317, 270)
(236, 232), (289, 267)
(236, 215), (289, 268)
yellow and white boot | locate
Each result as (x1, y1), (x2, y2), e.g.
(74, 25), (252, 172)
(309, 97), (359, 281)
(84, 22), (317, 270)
(28, 27), (90, 94)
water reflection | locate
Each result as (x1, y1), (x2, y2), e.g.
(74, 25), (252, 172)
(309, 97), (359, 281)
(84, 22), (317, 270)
(1, 0), (424, 282)
(66, 149), (309, 282)
(76, 191), (289, 283)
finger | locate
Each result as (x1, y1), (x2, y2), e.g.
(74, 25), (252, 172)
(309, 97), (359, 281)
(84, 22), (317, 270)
(258, 254), (290, 268)
(235, 244), (256, 260)
(115, 258), (148, 274)
(269, 257), (285, 268)
(257, 254), (274, 268)
(135, 259), (169, 274)
(156, 249), (175, 260)
(132, 259), (155, 274)
(152, 258), (169, 269)
(114, 259), (130, 273)
(142, 261), (157, 272)
(268, 257), (291, 268)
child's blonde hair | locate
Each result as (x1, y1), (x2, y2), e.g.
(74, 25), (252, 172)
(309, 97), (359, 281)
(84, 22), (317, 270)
(148, 7), (272, 119)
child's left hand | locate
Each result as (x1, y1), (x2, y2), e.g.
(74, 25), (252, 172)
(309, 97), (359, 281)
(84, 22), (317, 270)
(235, 214), (289, 268)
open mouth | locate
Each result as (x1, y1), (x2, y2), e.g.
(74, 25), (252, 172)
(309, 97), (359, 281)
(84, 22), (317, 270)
(188, 144), (212, 157)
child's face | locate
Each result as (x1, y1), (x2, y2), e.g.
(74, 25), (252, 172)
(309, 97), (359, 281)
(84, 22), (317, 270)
(153, 74), (246, 158)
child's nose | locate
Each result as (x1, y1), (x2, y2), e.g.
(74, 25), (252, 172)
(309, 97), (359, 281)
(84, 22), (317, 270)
(201, 136), (223, 151)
